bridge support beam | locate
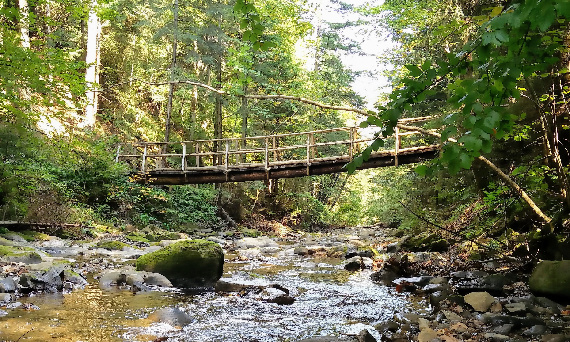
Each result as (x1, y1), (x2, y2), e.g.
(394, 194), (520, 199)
(131, 147), (439, 185)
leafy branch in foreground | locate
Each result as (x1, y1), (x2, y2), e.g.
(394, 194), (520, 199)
(356, 1), (570, 175)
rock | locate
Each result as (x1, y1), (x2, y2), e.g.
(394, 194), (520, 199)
(235, 237), (278, 249)
(455, 274), (514, 296)
(0, 277), (17, 292)
(257, 287), (295, 305)
(294, 247), (310, 256)
(298, 338), (357, 342)
(449, 322), (468, 333)
(357, 329), (376, 342)
(523, 325), (548, 336)
(0, 245), (42, 264)
(375, 321), (399, 333)
(493, 324), (515, 334)
(464, 291), (496, 312)
(529, 260), (570, 300)
(344, 256), (363, 271)
(0, 293), (11, 303)
(19, 264), (68, 293)
(147, 307), (194, 327)
(505, 302), (527, 313)
(136, 239), (224, 287)
(394, 276), (434, 287)
(2, 233), (27, 243)
(63, 269), (88, 287)
(418, 318), (431, 330)
(541, 334), (570, 342)
(418, 328), (439, 342)
(143, 272), (172, 287)
(370, 269), (399, 286)
(484, 333), (510, 341)
(0, 309), (7, 317)
(386, 242), (400, 253)
(441, 310), (462, 322)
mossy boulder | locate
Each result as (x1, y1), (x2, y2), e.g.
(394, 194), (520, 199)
(402, 233), (449, 252)
(0, 245), (42, 264)
(136, 239), (224, 287)
(95, 240), (131, 251)
(529, 260), (570, 300)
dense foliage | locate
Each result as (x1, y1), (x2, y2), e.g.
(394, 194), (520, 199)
(1, 0), (570, 258)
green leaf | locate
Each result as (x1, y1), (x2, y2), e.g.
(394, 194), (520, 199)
(494, 30), (509, 43)
(459, 152), (472, 169)
(415, 164), (429, 176)
(371, 139), (384, 151)
(359, 121), (369, 128)
(404, 64), (423, 77)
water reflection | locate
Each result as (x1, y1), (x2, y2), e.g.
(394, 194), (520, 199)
(0, 281), (178, 342)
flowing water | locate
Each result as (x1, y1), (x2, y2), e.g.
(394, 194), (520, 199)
(0, 244), (426, 342)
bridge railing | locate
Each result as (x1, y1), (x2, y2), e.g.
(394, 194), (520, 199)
(115, 116), (434, 173)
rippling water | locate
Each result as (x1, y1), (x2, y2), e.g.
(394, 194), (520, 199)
(1, 253), (422, 342)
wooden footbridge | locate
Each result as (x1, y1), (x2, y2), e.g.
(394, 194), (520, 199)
(116, 117), (440, 185)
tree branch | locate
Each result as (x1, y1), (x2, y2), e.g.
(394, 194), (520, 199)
(397, 124), (552, 225)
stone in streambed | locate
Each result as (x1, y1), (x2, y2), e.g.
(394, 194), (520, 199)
(148, 307), (194, 327)
(136, 239), (223, 287)
(464, 291), (496, 312)
(529, 260), (570, 301)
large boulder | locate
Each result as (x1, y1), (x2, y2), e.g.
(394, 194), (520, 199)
(136, 239), (224, 287)
(529, 260), (570, 300)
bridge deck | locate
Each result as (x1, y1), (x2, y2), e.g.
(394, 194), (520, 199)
(116, 117), (439, 184)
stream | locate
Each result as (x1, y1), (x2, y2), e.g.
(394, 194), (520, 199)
(0, 231), (428, 342)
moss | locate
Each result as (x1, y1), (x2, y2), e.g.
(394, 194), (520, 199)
(0, 245), (42, 263)
(136, 239), (223, 286)
(96, 240), (131, 251)
(18, 230), (50, 242)
(126, 232), (149, 243)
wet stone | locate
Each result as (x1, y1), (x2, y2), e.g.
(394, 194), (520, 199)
(493, 324), (515, 335)
(0, 277), (17, 292)
(357, 329), (377, 342)
(484, 333), (510, 342)
(505, 302), (527, 313)
(523, 325), (548, 336)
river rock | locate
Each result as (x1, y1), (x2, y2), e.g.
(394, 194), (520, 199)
(529, 260), (570, 300)
(464, 291), (495, 312)
(0, 277), (17, 292)
(0, 245), (42, 264)
(344, 256), (363, 271)
(357, 329), (377, 342)
(18, 263), (70, 293)
(298, 338), (357, 342)
(148, 307), (194, 327)
(142, 272), (172, 287)
(235, 237), (278, 249)
(417, 328), (439, 342)
(136, 239), (224, 287)
(257, 287), (295, 305)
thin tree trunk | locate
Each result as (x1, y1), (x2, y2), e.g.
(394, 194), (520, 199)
(19, 0), (30, 48)
(83, 0), (101, 128)
(165, 0), (179, 143)
(214, 57), (223, 165)
(397, 123), (553, 226)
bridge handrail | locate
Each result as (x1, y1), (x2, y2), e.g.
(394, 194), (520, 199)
(116, 116), (435, 173)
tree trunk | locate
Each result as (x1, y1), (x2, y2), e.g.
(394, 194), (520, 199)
(83, 0), (101, 128)
(19, 0), (30, 48)
(397, 123), (553, 227)
(164, 0), (179, 143)
(214, 57), (223, 165)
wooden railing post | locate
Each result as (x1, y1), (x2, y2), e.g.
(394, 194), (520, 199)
(196, 142), (200, 167)
(272, 136), (278, 162)
(264, 137), (269, 170)
(394, 126), (400, 166)
(182, 143), (186, 171)
(115, 145), (121, 163)
(349, 128), (354, 159)
(225, 140), (229, 171)
(309, 132), (315, 159)
(306, 134), (311, 175)
(142, 144), (147, 173)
